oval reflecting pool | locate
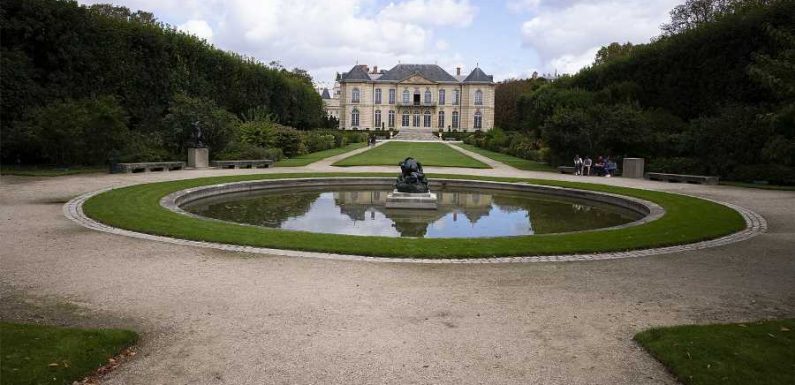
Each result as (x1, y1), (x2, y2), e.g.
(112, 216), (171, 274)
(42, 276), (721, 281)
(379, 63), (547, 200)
(181, 186), (643, 238)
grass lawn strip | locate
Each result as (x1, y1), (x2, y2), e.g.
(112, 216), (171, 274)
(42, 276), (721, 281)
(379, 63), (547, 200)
(635, 319), (794, 385)
(456, 144), (555, 172)
(333, 142), (490, 168)
(0, 322), (138, 385)
(82, 173), (745, 258)
(275, 142), (367, 167)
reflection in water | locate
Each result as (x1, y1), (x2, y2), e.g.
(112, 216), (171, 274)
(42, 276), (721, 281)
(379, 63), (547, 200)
(183, 188), (642, 238)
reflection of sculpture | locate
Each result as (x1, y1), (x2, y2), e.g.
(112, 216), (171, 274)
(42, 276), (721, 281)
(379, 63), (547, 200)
(395, 157), (429, 193)
(192, 121), (205, 148)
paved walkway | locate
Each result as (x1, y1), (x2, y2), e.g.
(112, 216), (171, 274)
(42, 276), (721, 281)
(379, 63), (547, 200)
(1, 148), (794, 385)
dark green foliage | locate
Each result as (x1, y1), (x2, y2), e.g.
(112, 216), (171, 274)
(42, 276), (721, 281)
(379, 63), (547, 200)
(216, 142), (284, 161)
(0, 0), (324, 165)
(495, 0), (794, 183)
(12, 96), (129, 165)
(161, 94), (240, 155)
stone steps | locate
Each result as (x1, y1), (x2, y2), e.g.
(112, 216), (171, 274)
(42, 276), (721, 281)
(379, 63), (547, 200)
(392, 129), (441, 141)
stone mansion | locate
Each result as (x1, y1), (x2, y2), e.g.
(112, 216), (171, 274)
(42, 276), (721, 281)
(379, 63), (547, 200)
(330, 64), (494, 131)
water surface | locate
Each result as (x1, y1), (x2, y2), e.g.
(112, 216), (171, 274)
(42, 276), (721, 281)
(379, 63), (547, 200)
(182, 187), (642, 238)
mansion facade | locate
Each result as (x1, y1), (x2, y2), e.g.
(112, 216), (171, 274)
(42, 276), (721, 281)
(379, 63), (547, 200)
(334, 64), (494, 131)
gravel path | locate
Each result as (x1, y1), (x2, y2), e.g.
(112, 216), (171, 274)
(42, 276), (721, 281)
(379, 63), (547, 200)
(1, 154), (794, 384)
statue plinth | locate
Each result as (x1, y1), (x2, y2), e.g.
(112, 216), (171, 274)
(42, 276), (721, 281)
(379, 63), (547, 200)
(188, 147), (209, 168)
(385, 190), (438, 210)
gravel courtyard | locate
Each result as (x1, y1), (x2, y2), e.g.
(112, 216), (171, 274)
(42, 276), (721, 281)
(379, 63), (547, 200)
(1, 151), (793, 384)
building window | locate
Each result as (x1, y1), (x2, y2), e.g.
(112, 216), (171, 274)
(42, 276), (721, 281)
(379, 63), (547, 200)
(453, 89), (460, 105)
(352, 88), (360, 103)
(389, 89), (395, 104)
(413, 110), (420, 127)
(474, 111), (482, 129)
(375, 89), (382, 104)
(388, 110), (395, 127)
(351, 108), (360, 127)
(452, 111), (459, 129)
(439, 89), (445, 105)
(438, 111), (445, 128)
(402, 90), (410, 104)
(402, 111), (409, 127)
(423, 110), (431, 127)
(474, 89), (483, 105)
(375, 110), (382, 128)
(424, 90), (432, 104)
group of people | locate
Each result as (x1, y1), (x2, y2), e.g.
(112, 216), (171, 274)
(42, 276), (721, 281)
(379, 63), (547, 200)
(573, 155), (618, 177)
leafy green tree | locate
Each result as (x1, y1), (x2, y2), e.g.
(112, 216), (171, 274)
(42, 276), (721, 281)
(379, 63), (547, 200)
(594, 42), (636, 65)
(161, 94), (239, 156)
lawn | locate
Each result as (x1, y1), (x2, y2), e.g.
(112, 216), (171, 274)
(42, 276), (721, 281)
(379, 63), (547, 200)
(0, 322), (138, 385)
(635, 319), (794, 385)
(332, 142), (490, 168)
(456, 144), (555, 172)
(81, 172), (746, 258)
(1, 165), (106, 177)
(275, 142), (367, 167)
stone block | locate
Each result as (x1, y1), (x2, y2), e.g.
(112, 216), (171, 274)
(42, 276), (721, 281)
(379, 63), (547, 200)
(623, 158), (645, 178)
(188, 147), (209, 168)
(385, 190), (438, 210)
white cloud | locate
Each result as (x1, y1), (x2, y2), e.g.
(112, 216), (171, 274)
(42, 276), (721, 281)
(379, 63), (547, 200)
(178, 19), (213, 41)
(379, 0), (477, 27)
(519, 0), (678, 74)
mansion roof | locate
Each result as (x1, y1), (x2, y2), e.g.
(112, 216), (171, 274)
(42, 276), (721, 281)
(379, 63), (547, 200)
(340, 64), (493, 84)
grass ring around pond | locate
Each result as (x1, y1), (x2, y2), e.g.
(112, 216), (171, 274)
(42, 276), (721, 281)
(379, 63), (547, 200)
(74, 172), (754, 260)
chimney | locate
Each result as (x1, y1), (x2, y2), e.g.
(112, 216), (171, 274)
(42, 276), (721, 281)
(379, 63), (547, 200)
(456, 67), (461, 76)
(372, 65), (378, 74)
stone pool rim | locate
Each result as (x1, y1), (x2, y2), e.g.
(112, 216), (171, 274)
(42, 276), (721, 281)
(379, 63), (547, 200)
(161, 177), (666, 237)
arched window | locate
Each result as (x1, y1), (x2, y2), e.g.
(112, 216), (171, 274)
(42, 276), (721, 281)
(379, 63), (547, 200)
(352, 88), (360, 103)
(439, 89), (446, 105)
(375, 110), (382, 128)
(474, 111), (482, 129)
(402, 90), (410, 104)
(452, 111), (459, 129)
(424, 89), (432, 104)
(413, 110), (420, 127)
(423, 110), (431, 127)
(388, 110), (395, 128)
(453, 89), (460, 105)
(351, 108), (360, 127)
(474, 89), (483, 105)
(438, 111), (445, 128)
(374, 89), (382, 104)
(401, 111), (410, 127)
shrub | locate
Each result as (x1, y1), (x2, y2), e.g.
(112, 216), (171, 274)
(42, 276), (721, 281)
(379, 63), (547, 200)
(161, 94), (239, 155)
(21, 96), (129, 165)
(215, 141), (284, 161)
(304, 132), (336, 152)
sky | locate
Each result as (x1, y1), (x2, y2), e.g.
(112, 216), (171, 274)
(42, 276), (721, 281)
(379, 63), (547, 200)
(78, 0), (681, 88)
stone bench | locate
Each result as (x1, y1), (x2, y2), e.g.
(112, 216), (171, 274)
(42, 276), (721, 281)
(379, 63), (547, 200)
(113, 161), (185, 174)
(210, 160), (273, 169)
(645, 172), (719, 185)
(558, 166), (576, 174)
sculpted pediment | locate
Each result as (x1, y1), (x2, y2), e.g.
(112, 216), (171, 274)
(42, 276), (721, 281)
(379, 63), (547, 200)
(399, 74), (435, 85)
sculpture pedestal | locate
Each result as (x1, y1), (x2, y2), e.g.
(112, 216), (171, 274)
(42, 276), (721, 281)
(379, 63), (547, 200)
(622, 157), (644, 178)
(385, 190), (438, 210)
(188, 147), (209, 168)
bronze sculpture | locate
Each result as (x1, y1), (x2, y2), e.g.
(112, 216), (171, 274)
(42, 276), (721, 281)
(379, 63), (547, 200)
(395, 157), (429, 193)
